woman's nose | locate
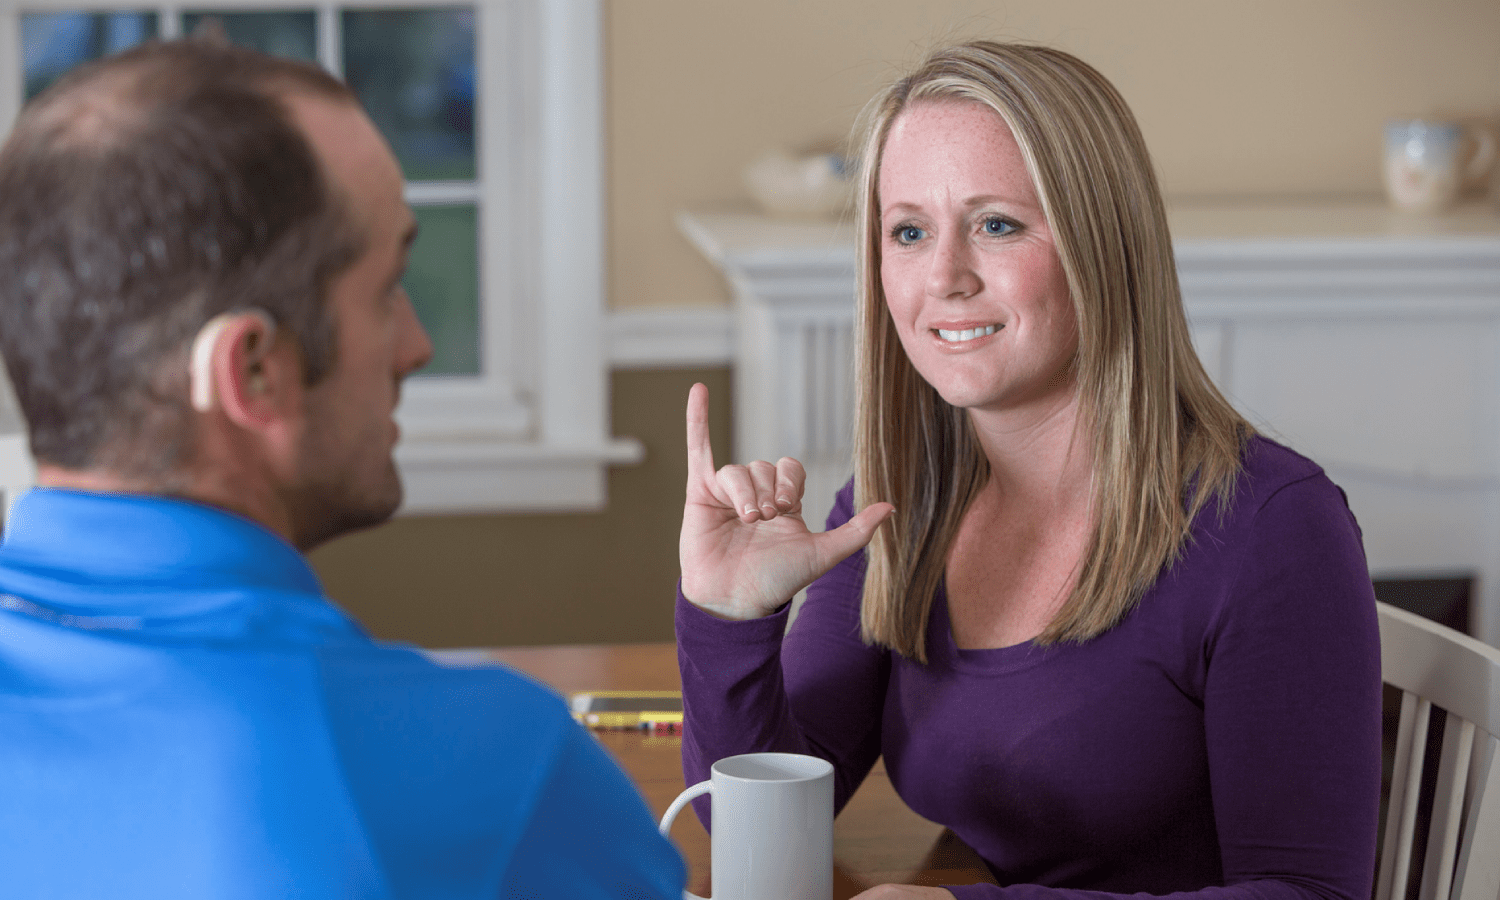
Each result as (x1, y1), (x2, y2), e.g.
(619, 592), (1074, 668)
(926, 233), (980, 299)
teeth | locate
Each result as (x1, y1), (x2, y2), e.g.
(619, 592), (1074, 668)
(936, 324), (998, 343)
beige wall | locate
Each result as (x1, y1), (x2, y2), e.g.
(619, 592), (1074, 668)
(318, 0), (1500, 647)
(609, 0), (1500, 312)
(311, 368), (731, 647)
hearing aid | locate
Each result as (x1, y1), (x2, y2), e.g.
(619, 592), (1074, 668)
(189, 308), (277, 412)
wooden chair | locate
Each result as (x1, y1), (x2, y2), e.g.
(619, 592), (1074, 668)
(1376, 601), (1500, 900)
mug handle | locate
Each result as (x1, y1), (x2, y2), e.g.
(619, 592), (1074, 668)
(1465, 127), (1496, 185)
(659, 780), (713, 900)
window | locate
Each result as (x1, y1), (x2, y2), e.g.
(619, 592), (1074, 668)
(0, 1), (635, 513)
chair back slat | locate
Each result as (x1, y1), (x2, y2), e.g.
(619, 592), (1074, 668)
(1378, 603), (1500, 900)
(1418, 716), (1475, 900)
(1453, 734), (1499, 900)
(1380, 692), (1431, 900)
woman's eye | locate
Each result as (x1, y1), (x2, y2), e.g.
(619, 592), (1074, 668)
(892, 225), (926, 245)
(982, 217), (1016, 236)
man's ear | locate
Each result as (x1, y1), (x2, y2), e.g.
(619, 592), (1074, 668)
(189, 309), (292, 427)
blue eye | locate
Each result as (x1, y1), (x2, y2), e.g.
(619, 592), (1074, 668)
(983, 217), (1017, 236)
(892, 225), (926, 245)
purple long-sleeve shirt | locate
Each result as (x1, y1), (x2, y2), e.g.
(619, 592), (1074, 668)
(676, 436), (1382, 900)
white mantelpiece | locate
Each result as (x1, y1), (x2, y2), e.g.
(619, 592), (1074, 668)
(678, 200), (1500, 648)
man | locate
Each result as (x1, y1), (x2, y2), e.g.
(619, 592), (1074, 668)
(0, 39), (685, 898)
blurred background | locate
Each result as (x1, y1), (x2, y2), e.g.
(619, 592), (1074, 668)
(9, 1), (1500, 646)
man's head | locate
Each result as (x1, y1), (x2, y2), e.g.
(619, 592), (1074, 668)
(0, 39), (432, 548)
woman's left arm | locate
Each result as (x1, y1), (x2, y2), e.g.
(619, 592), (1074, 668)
(1199, 473), (1383, 900)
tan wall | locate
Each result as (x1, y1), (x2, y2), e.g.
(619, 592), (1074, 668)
(310, 368), (731, 647)
(609, 0), (1500, 312)
(318, 0), (1500, 647)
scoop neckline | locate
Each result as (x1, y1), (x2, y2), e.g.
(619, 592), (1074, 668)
(929, 580), (1064, 675)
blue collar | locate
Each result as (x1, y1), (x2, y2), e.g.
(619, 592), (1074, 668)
(0, 489), (358, 642)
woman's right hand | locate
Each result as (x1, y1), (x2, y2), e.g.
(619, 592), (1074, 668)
(679, 383), (894, 620)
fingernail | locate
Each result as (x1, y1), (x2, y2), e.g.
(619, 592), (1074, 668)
(776, 495), (791, 507)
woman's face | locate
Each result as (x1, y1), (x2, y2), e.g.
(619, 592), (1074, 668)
(878, 101), (1078, 420)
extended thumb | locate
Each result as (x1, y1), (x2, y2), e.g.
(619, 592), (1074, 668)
(816, 502), (894, 565)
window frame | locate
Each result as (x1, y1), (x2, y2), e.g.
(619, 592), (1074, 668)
(0, 0), (636, 514)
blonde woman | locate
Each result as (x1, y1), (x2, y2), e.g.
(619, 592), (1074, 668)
(676, 42), (1381, 900)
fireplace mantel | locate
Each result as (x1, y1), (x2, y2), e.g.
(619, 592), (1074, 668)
(679, 200), (1500, 647)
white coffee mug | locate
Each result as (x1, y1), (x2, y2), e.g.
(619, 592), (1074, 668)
(659, 752), (834, 900)
(1384, 119), (1496, 212)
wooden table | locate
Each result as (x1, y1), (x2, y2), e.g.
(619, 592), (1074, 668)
(482, 642), (996, 897)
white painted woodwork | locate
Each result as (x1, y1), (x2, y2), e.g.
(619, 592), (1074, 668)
(676, 211), (857, 540)
(1375, 602), (1500, 900)
(607, 308), (736, 369)
(678, 201), (1500, 647)
(0, 0), (629, 514)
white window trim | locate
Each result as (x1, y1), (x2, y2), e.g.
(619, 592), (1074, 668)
(607, 307), (735, 370)
(0, 0), (639, 515)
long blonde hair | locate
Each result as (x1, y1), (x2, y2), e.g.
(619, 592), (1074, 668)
(852, 42), (1252, 662)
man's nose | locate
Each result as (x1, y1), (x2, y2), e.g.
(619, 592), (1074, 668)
(394, 289), (435, 377)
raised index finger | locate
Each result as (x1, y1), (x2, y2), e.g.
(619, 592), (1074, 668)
(685, 382), (716, 486)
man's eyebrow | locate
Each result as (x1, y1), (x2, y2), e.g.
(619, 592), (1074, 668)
(386, 221), (419, 292)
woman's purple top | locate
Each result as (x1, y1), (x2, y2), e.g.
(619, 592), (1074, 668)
(676, 436), (1382, 900)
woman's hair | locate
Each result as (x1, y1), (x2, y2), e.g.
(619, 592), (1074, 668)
(851, 41), (1252, 661)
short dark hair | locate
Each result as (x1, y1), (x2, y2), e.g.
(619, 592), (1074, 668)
(0, 38), (365, 480)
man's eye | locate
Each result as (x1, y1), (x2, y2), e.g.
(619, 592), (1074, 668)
(983, 217), (1016, 236)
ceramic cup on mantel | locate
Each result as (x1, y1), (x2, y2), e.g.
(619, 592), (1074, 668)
(1383, 119), (1496, 213)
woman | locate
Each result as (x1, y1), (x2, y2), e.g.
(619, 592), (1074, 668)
(676, 41), (1381, 900)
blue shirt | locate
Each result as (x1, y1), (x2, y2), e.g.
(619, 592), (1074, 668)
(0, 489), (686, 899)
